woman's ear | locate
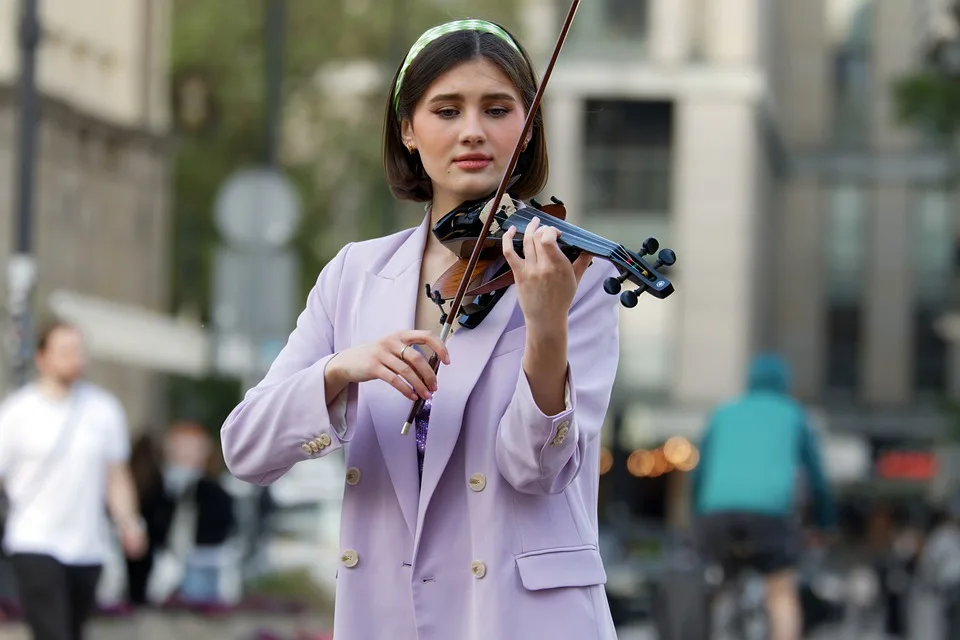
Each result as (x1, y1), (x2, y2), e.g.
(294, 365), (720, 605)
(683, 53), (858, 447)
(401, 119), (415, 150)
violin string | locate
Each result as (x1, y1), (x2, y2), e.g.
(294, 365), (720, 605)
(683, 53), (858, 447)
(504, 206), (656, 281)
(509, 213), (631, 268)
(504, 207), (617, 256)
(507, 202), (619, 253)
(505, 207), (635, 265)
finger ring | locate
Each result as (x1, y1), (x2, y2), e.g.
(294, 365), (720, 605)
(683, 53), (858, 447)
(399, 345), (409, 362)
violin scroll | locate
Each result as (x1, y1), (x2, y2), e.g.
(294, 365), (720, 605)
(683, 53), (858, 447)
(602, 238), (678, 308)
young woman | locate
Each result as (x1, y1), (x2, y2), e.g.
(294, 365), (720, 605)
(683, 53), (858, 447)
(221, 18), (620, 639)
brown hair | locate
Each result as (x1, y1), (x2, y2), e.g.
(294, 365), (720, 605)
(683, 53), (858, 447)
(130, 433), (164, 496)
(382, 24), (549, 203)
(36, 320), (78, 353)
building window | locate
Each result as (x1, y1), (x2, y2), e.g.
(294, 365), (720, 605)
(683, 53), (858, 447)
(827, 0), (875, 147)
(567, 0), (649, 53)
(582, 100), (672, 215)
(604, 0), (647, 40)
(914, 188), (951, 393)
(825, 184), (867, 392)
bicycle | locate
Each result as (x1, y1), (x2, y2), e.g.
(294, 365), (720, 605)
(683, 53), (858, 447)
(704, 560), (769, 640)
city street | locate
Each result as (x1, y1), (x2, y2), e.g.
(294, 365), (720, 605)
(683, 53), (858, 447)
(618, 589), (945, 639)
(0, 610), (333, 640)
(0, 599), (944, 640)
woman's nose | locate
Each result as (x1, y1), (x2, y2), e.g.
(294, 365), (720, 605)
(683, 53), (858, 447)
(459, 110), (486, 144)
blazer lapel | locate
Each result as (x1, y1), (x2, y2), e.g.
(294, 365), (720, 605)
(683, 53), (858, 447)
(355, 215), (430, 539)
(414, 284), (519, 549)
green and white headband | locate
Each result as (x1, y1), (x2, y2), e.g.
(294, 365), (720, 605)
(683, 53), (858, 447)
(393, 19), (522, 115)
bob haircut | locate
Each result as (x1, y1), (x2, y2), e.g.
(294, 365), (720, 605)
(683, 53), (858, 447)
(382, 24), (549, 203)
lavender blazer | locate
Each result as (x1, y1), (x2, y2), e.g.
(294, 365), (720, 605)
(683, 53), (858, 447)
(221, 214), (621, 639)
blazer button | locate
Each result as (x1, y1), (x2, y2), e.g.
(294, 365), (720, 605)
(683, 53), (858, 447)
(340, 549), (359, 568)
(318, 433), (332, 448)
(550, 422), (570, 446)
(346, 467), (361, 485)
(301, 443), (313, 455)
(471, 560), (487, 579)
(468, 473), (486, 492)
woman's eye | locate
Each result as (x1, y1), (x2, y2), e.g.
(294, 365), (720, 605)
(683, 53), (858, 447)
(436, 108), (458, 118)
(489, 107), (510, 117)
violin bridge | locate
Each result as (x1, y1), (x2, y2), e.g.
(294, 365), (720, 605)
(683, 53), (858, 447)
(479, 194), (517, 226)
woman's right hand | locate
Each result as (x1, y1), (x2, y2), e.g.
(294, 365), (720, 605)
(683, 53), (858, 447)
(325, 330), (451, 402)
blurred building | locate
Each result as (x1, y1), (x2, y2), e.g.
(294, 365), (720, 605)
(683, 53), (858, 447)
(0, 0), (172, 429)
(524, 0), (959, 525)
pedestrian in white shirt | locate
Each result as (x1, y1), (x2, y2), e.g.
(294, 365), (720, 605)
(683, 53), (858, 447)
(0, 321), (146, 639)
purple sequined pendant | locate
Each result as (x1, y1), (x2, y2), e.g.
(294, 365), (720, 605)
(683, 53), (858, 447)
(415, 397), (432, 478)
(410, 344), (433, 480)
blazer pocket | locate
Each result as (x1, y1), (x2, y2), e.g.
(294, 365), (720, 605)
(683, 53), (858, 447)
(514, 544), (607, 591)
(490, 326), (527, 359)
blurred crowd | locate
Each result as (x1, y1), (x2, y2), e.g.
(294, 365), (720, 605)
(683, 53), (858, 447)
(118, 421), (239, 608)
(0, 418), (246, 618)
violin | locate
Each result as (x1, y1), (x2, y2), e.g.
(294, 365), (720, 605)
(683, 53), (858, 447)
(400, 0), (678, 435)
(425, 192), (677, 330)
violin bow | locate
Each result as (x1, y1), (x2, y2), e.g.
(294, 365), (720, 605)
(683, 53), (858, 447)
(401, 0), (582, 435)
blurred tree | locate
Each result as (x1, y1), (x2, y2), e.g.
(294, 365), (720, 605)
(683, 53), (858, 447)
(892, 2), (960, 444)
(892, 1), (960, 139)
(168, 0), (519, 424)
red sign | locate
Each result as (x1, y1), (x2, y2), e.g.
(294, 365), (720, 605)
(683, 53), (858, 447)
(875, 450), (937, 480)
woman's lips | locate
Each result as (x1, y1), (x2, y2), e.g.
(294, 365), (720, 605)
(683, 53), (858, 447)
(453, 153), (492, 170)
(454, 159), (491, 170)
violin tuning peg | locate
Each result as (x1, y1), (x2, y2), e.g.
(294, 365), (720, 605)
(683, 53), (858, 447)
(653, 248), (677, 269)
(640, 237), (659, 256)
(530, 198), (543, 209)
(619, 284), (649, 309)
(603, 272), (630, 295)
(550, 196), (564, 206)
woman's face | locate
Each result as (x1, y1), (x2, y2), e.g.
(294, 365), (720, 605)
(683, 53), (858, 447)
(402, 57), (530, 212)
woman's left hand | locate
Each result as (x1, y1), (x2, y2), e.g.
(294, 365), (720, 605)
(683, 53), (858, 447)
(501, 217), (592, 332)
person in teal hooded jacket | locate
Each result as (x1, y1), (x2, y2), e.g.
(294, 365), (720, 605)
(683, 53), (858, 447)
(690, 353), (836, 640)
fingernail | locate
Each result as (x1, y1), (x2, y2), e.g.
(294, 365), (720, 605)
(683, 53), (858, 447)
(508, 226), (516, 233)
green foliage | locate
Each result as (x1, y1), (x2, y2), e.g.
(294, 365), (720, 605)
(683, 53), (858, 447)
(892, 70), (960, 140)
(165, 373), (241, 438)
